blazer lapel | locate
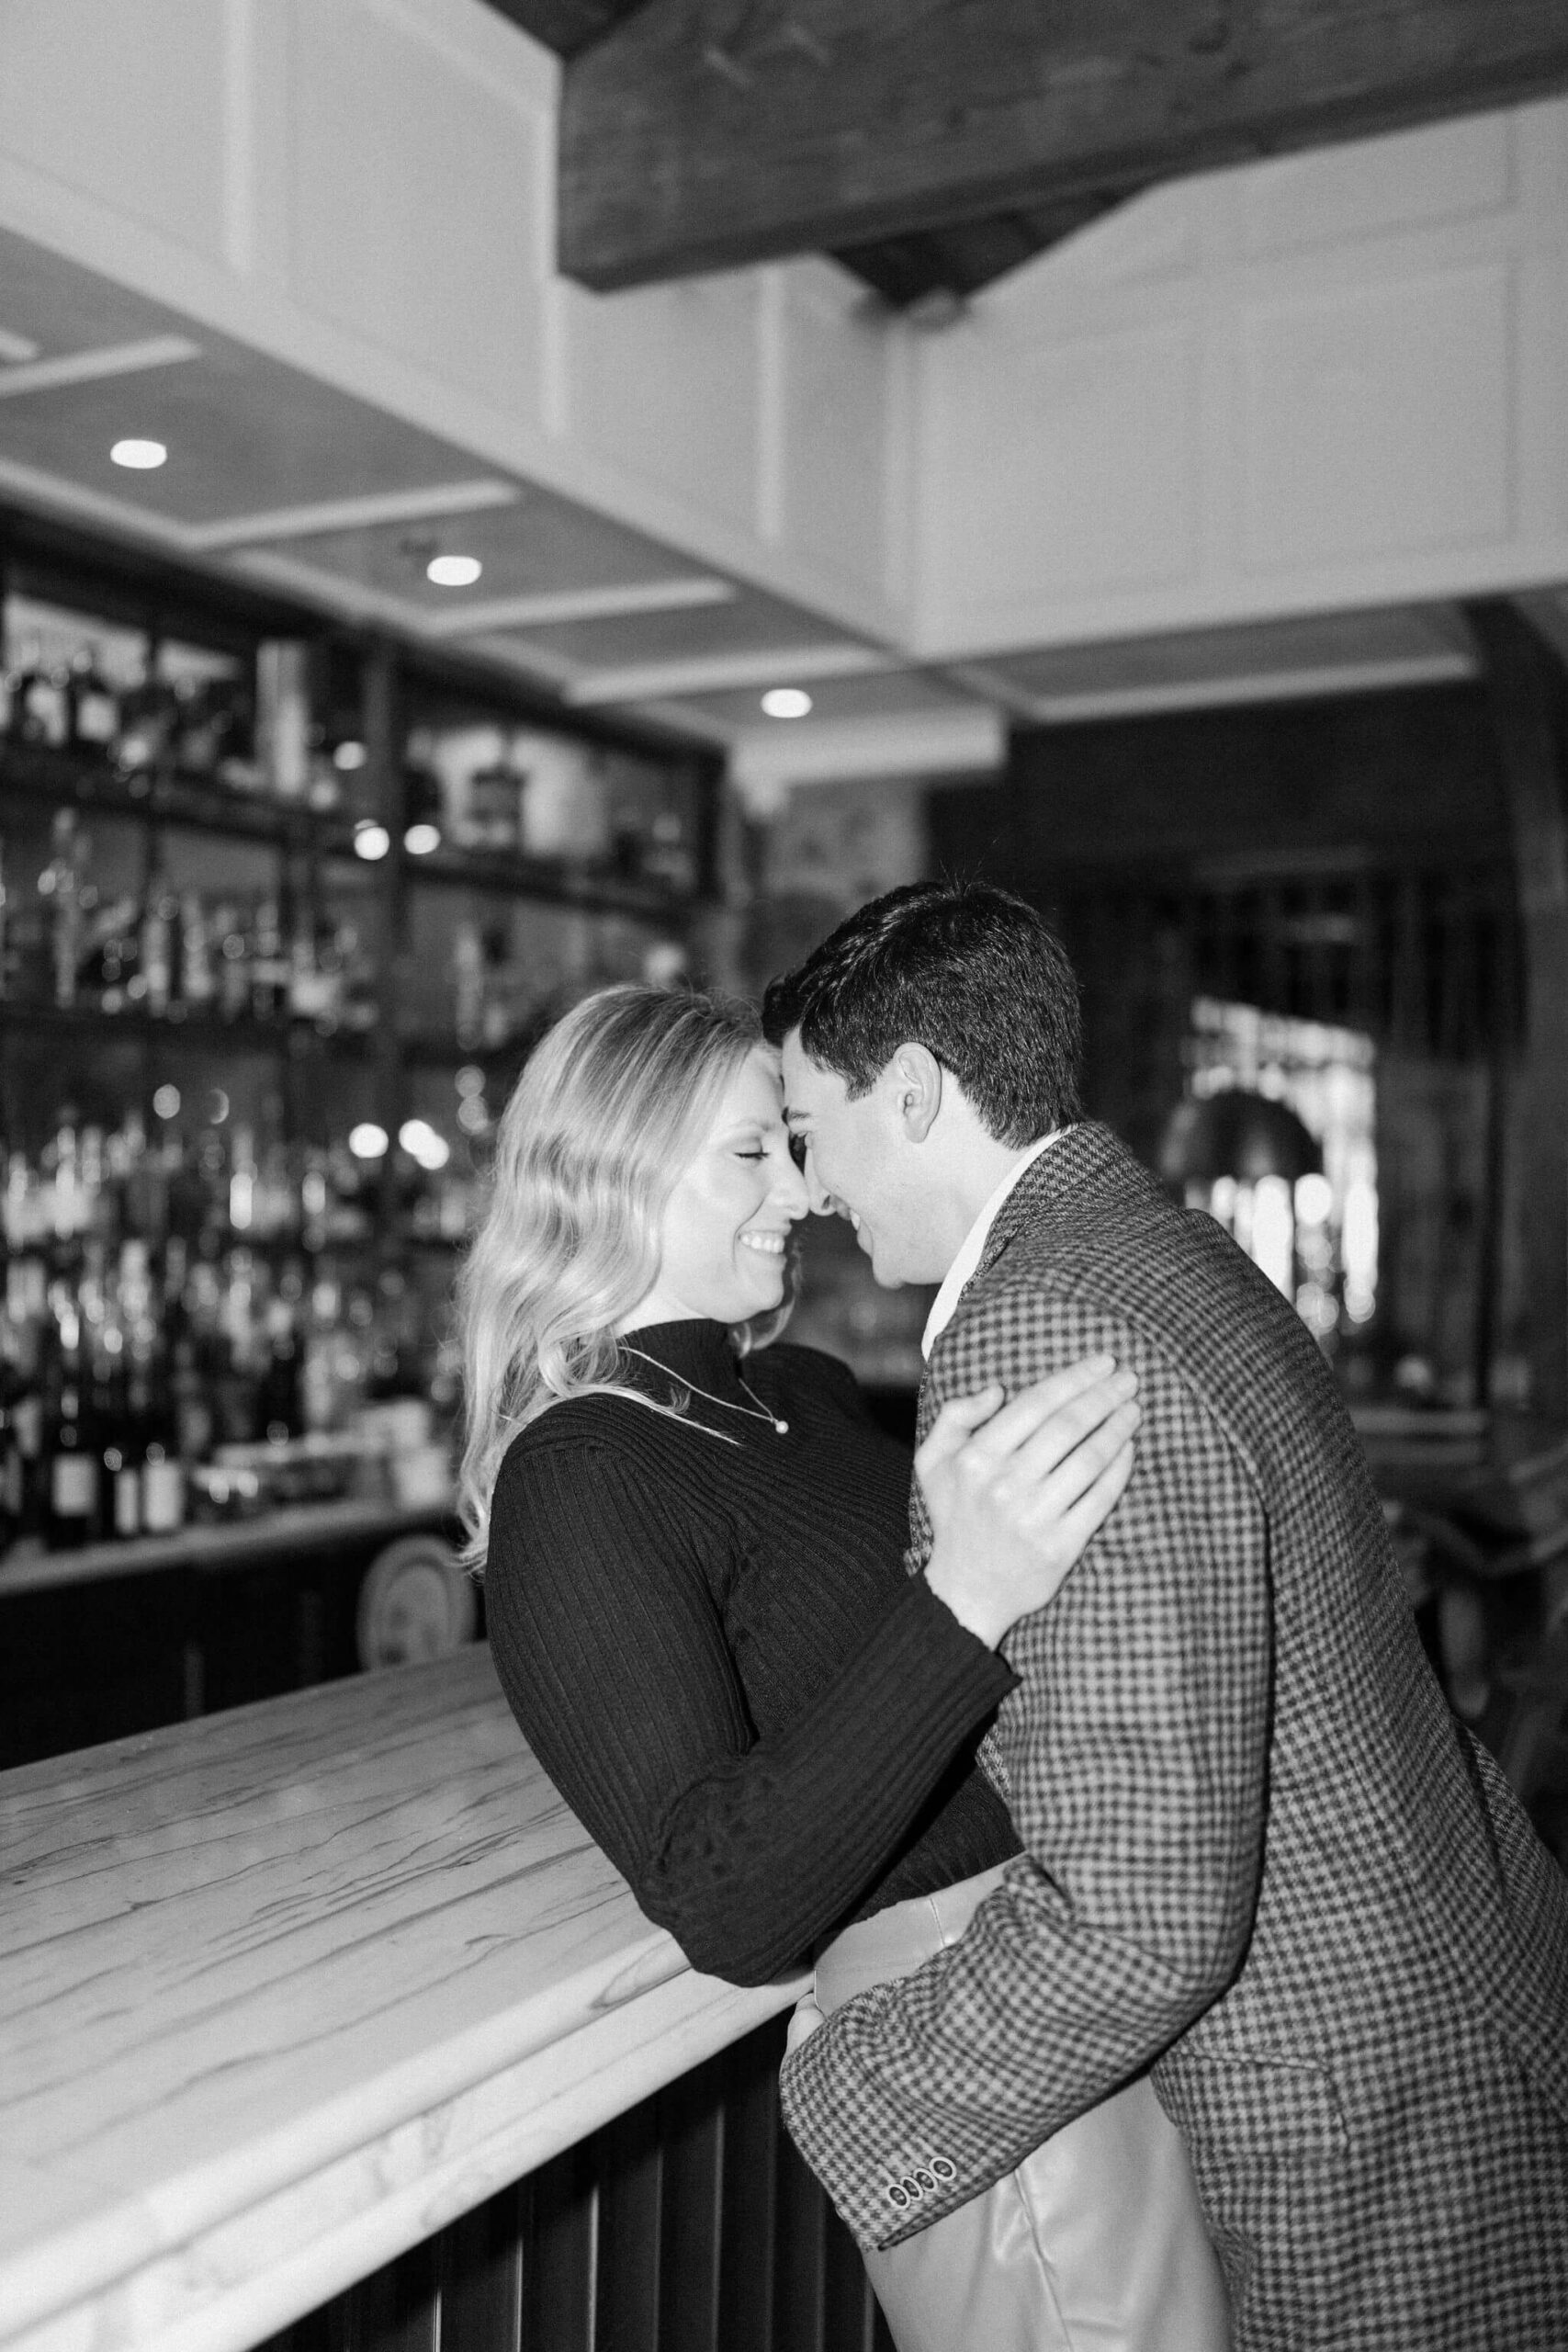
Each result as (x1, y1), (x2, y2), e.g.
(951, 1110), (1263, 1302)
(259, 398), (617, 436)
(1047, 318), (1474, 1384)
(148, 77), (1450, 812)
(973, 1120), (1122, 1285)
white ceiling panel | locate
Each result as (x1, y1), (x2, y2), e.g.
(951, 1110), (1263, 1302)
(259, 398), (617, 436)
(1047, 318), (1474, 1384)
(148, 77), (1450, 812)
(0, 339), (500, 527)
(488, 588), (869, 679)
(262, 481), (722, 616)
(0, 225), (176, 363)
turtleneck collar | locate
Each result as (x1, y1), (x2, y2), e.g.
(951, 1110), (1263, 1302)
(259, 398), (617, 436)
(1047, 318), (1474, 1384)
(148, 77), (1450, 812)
(615, 1317), (746, 1396)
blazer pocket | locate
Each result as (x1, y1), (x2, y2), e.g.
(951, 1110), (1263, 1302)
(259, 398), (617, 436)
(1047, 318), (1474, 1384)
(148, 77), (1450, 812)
(1195, 2049), (1349, 2161)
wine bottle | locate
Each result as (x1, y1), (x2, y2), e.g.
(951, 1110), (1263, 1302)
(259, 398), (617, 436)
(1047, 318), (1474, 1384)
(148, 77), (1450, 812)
(46, 1377), (98, 1550)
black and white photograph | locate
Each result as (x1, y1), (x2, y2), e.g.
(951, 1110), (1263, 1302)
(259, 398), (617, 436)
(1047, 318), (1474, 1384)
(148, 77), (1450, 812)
(2, 6), (1567, 2349)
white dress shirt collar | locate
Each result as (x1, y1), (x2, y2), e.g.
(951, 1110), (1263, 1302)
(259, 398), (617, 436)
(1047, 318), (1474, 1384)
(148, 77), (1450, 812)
(920, 1130), (1064, 1362)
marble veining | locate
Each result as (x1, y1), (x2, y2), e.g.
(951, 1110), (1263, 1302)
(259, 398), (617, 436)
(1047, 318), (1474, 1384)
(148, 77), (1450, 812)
(0, 1647), (804, 2352)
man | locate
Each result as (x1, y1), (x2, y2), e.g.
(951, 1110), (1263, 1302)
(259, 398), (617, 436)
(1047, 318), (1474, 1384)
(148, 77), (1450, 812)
(764, 880), (1568, 2351)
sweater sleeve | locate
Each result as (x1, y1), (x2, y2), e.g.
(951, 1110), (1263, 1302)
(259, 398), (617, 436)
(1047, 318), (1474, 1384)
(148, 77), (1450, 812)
(484, 1431), (1014, 1986)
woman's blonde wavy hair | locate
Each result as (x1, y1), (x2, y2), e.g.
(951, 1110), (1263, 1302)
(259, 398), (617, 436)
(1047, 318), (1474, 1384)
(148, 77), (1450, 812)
(456, 983), (790, 1569)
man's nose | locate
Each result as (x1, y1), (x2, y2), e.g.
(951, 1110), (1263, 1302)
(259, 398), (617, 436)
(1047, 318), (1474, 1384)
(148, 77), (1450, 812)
(803, 1159), (836, 1216)
(773, 1155), (810, 1218)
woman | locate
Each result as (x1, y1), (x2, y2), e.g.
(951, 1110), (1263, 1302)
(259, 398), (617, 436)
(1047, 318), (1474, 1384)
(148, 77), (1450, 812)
(459, 986), (1227, 2352)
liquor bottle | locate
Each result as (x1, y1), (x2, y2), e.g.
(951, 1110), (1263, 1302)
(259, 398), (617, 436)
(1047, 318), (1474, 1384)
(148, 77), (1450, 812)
(257, 1295), (302, 1443)
(44, 1291), (98, 1551)
(336, 920), (378, 1033)
(256, 641), (311, 801)
(179, 892), (217, 1013)
(287, 895), (332, 1025)
(133, 1271), (186, 1534)
(250, 898), (288, 1021)
(173, 675), (222, 775)
(10, 1370), (46, 1543)
(468, 754), (523, 851)
(37, 810), (88, 1009)
(140, 861), (179, 1016)
(113, 649), (177, 775)
(14, 638), (70, 749)
(401, 752), (445, 852)
(452, 919), (486, 1050)
(215, 902), (253, 1021)
(68, 647), (119, 752)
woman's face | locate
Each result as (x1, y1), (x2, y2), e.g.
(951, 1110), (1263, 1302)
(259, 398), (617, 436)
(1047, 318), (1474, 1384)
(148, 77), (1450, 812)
(621, 1046), (810, 1330)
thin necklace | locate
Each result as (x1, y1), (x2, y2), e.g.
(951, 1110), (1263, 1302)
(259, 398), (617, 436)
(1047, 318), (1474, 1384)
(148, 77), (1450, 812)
(621, 1344), (789, 1436)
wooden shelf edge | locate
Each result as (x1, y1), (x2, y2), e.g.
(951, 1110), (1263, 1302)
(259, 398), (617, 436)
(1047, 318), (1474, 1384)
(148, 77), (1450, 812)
(0, 1496), (457, 1596)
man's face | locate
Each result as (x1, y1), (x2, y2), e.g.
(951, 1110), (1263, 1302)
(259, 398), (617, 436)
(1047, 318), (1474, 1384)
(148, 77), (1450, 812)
(780, 1031), (949, 1288)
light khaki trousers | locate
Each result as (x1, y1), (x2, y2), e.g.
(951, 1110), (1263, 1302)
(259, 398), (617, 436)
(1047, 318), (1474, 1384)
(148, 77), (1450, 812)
(808, 1865), (1231, 2352)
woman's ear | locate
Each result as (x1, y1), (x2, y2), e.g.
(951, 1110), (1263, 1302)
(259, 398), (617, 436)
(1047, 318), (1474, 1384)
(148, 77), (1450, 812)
(890, 1043), (942, 1143)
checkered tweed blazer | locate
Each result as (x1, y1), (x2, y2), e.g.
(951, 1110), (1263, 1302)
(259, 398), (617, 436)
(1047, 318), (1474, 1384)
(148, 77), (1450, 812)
(781, 1124), (1568, 2351)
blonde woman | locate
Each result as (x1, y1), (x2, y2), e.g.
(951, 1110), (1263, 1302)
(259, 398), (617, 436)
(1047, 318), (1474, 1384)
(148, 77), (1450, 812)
(458, 987), (1223, 2352)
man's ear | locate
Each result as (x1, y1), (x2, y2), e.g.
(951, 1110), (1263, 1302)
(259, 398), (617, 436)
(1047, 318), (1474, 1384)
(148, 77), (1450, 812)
(888, 1044), (942, 1143)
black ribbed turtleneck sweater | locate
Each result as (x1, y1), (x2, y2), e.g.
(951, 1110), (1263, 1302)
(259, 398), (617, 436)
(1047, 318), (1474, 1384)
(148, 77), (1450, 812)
(484, 1319), (1021, 1986)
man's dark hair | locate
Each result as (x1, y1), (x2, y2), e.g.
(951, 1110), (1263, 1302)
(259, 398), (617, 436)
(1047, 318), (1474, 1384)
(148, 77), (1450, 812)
(761, 879), (1083, 1146)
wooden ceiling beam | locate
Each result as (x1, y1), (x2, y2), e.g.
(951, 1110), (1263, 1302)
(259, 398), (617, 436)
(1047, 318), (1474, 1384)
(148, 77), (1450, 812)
(558, 0), (1568, 290)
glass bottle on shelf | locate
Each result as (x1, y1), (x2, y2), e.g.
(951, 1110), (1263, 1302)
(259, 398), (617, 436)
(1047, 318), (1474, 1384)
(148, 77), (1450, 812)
(43, 1287), (98, 1550)
(140, 856), (180, 1018)
(250, 898), (288, 1022)
(3, 1235), (49, 1545)
(90, 1245), (139, 1541)
(467, 752), (523, 851)
(173, 675), (221, 775)
(68, 646), (119, 753)
(113, 647), (177, 776)
(39, 809), (86, 1008)
(14, 638), (70, 749)
(215, 902), (253, 1021)
(256, 641), (311, 802)
(401, 744), (444, 853)
(179, 892), (218, 1013)
(452, 919), (486, 1051)
(132, 1247), (186, 1534)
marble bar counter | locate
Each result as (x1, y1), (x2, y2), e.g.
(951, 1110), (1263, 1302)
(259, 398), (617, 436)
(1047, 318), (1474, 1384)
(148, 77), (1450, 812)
(0, 1648), (805, 2352)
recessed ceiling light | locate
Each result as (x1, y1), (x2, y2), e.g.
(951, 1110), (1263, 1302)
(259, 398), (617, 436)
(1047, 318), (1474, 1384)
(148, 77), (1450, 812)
(403, 821), (442, 857)
(110, 438), (167, 470)
(352, 818), (391, 862)
(427, 554), (481, 588)
(761, 687), (812, 719)
(349, 1122), (389, 1160)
